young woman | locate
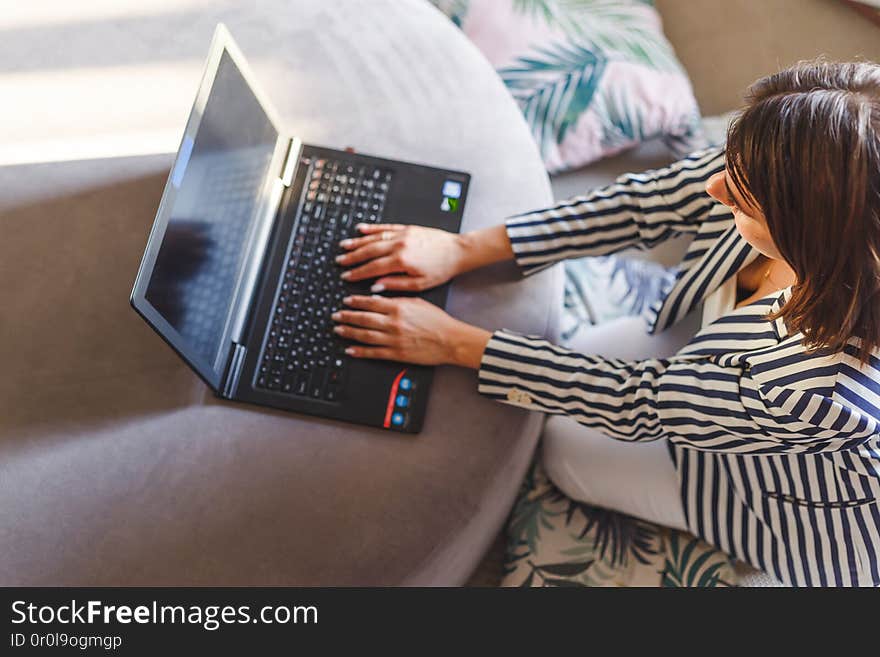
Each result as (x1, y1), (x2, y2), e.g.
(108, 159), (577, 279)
(330, 60), (880, 587)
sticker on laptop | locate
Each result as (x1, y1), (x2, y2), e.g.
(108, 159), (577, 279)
(440, 180), (461, 212)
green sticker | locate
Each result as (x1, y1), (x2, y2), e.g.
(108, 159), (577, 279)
(441, 197), (458, 212)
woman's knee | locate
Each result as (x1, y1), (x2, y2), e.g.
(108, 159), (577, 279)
(540, 415), (593, 502)
(539, 414), (689, 531)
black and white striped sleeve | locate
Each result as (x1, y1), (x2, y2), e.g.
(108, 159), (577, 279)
(506, 146), (726, 276)
(477, 330), (879, 455)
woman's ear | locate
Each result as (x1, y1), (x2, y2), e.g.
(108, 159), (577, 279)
(705, 172), (727, 205)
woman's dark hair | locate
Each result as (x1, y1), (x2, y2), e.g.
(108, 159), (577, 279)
(725, 59), (880, 363)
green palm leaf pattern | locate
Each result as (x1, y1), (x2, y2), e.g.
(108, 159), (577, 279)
(568, 502), (660, 567)
(524, 558), (595, 587)
(504, 458), (571, 571)
(558, 541), (634, 585)
(512, 0), (557, 23)
(430, 0), (471, 26)
(593, 83), (655, 152)
(607, 255), (676, 315)
(500, 41), (608, 158)
(511, 0), (682, 72)
(661, 532), (736, 587)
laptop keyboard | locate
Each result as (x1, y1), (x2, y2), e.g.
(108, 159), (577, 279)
(255, 156), (393, 402)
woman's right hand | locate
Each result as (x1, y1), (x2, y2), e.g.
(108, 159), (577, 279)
(336, 223), (466, 292)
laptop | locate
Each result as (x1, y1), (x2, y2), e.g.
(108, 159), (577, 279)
(130, 24), (469, 433)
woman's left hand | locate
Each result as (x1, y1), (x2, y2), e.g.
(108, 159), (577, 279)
(331, 295), (492, 369)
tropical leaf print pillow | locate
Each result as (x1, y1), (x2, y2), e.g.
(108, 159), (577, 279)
(502, 451), (741, 587)
(430, 0), (706, 173)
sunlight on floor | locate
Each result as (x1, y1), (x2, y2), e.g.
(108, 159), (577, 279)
(0, 62), (202, 165)
(0, 0), (216, 30)
(0, 0), (238, 165)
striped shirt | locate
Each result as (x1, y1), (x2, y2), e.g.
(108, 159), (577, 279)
(479, 146), (880, 586)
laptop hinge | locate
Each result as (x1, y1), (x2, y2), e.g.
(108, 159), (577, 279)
(222, 343), (247, 399)
(281, 136), (303, 187)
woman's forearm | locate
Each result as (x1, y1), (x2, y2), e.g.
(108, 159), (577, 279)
(455, 224), (515, 275)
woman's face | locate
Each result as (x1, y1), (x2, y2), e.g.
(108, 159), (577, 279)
(706, 170), (784, 260)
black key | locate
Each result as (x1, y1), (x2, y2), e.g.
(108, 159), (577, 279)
(310, 367), (326, 398)
(295, 375), (308, 396)
(325, 387), (338, 402)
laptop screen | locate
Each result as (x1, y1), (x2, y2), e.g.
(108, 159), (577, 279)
(145, 50), (278, 374)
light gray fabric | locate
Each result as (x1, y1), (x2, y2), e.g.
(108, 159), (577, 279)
(0, 0), (560, 585)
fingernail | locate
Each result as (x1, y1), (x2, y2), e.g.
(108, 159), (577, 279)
(331, 312), (341, 320)
(370, 283), (385, 292)
(341, 271), (350, 280)
(356, 223), (367, 231)
(343, 296), (353, 304)
(339, 239), (352, 247)
(333, 326), (343, 333)
(345, 347), (356, 355)
(335, 255), (345, 263)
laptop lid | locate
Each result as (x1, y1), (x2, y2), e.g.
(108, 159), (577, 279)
(130, 24), (290, 390)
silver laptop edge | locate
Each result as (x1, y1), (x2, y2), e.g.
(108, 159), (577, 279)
(208, 24), (302, 362)
(131, 23), (303, 390)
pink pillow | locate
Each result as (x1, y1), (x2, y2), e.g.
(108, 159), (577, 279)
(431, 0), (706, 173)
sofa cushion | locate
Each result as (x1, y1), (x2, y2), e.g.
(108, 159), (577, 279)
(430, 0), (706, 172)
